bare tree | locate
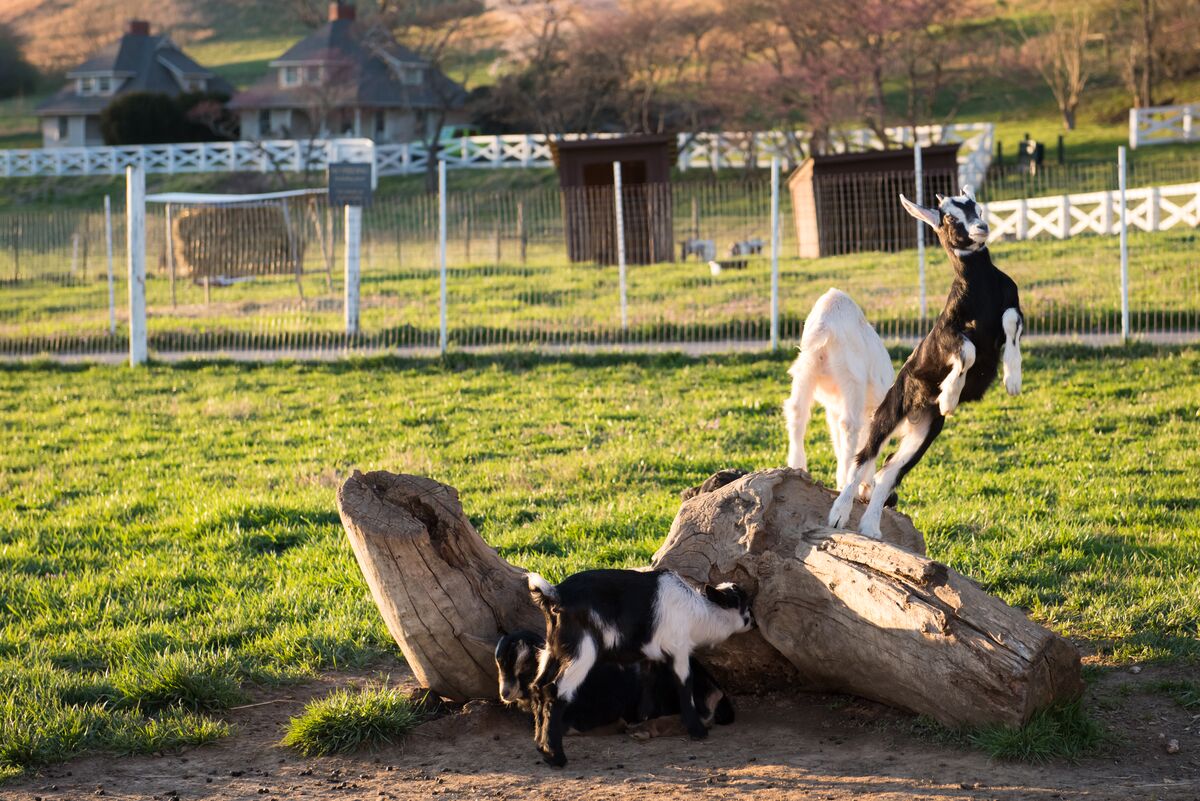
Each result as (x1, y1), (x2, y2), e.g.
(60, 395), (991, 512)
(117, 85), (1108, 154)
(1019, 8), (1095, 130)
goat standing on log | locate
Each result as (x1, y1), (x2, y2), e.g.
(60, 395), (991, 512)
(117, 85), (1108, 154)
(526, 569), (753, 767)
(828, 186), (1024, 539)
(784, 288), (894, 493)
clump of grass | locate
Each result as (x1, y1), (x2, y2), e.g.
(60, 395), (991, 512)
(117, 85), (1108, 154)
(1147, 679), (1200, 710)
(101, 707), (230, 755)
(110, 648), (245, 712)
(281, 686), (424, 756)
(969, 699), (1106, 763)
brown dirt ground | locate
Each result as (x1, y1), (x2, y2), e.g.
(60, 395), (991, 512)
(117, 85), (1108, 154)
(5, 663), (1198, 801)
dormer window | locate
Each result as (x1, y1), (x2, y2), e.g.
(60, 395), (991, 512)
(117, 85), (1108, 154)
(401, 66), (422, 86)
(305, 66), (321, 84)
(181, 78), (206, 92)
(97, 76), (113, 94)
(280, 66), (301, 87)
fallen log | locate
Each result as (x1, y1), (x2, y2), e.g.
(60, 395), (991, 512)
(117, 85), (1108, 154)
(653, 468), (1083, 727)
(337, 468), (1082, 728)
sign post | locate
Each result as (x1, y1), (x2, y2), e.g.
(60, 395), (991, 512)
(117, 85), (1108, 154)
(328, 162), (373, 338)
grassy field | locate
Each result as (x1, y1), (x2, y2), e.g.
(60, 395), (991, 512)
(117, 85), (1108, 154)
(1, 344), (1199, 778)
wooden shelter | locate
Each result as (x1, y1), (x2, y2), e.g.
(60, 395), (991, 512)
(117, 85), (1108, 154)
(552, 135), (675, 265)
(788, 145), (960, 258)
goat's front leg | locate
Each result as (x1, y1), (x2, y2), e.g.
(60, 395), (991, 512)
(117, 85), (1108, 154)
(937, 336), (976, 416)
(535, 683), (567, 767)
(1002, 308), (1023, 395)
(669, 651), (707, 740)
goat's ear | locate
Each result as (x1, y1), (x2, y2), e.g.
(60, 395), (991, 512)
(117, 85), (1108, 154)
(935, 193), (947, 205)
(961, 185), (976, 201)
(703, 583), (723, 605)
(899, 194), (940, 229)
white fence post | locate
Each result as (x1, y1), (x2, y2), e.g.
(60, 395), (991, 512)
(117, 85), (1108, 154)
(344, 204), (361, 337)
(613, 160), (628, 331)
(104, 195), (116, 336)
(1059, 194), (1071, 239)
(1129, 108), (1140, 149)
(770, 157), (781, 351)
(438, 159), (448, 354)
(125, 165), (147, 365)
(1119, 146), (1129, 343)
(914, 143), (927, 323)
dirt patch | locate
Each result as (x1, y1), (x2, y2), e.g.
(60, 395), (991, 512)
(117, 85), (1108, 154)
(5, 665), (1198, 801)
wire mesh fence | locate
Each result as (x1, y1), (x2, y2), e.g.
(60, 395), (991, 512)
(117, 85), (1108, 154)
(1, 157), (1197, 359)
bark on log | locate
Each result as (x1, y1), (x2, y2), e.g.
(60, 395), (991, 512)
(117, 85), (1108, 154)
(337, 470), (543, 701)
(653, 468), (1083, 728)
(337, 468), (1082, 729)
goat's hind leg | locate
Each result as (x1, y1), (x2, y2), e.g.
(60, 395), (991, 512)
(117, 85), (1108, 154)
(1002, 308), (1023, 395)
(857, 410), (945, 538)
(828, 385), (906, 528)
(784, 354), (818, 471)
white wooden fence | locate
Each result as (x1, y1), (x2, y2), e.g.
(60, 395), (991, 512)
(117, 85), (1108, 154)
(1129, 104), (1199, 149)
(985, 181), (1200, 241)
(0, 124), (994, 186)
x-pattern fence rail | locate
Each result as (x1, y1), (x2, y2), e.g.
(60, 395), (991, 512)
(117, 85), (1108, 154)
(0, 125), (994, 187)
(1130, 103), (1199, 149)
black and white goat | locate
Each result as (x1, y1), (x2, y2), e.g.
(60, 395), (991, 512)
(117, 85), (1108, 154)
(494, 630), (733, 736)
(526, 569), (753, 766)
(784, 288), (894, 492)
(827, 186), (1024, 539)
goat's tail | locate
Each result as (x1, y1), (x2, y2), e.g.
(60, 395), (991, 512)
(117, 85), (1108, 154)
(526, 572), (559, 613)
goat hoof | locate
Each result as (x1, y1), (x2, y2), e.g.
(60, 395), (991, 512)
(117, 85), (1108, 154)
(541, 750), (567, 768)
(688, 725), (709, 741)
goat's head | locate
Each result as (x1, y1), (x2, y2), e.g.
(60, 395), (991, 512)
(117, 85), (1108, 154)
(703, 582), (755, 632)
(899, 186), (989, 256)
(495, 630), (544, 705)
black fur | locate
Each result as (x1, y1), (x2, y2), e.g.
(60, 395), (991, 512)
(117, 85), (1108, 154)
(851, 194), (1023, 501)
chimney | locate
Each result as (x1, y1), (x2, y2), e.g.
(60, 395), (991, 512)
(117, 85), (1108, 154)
(328, 2), (356, 21)
(127, 19), (150, 36)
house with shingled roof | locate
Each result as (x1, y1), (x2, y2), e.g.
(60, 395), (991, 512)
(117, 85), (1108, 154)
(228, 2), (468, 144)
(35, 20), (232, 149)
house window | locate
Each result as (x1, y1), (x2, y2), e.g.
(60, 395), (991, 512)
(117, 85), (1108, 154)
(77, 78), (98, 96)
(305, 65), (321, 84)
(375, 111), (385, 137)
(258, 109), (271, 135)
(182, 78), (205, 92)
(58, 117), (69, 141)
(280, 66), (301, 87)
(402, 66), (423, 86)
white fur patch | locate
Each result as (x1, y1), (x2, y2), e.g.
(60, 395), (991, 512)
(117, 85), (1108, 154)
(535, 643), (554, 684)
(557, 635), (597, 703)
(1002, 308), (1023, 395)
(938, 337), (975, 416)
(527, 572), (555, 598)
(859, 412), (935, 538)
(590, 610), (622, 650)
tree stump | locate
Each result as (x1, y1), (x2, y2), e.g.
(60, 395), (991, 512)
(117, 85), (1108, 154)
(338, 471), (543, 700)
(337, 468), (1082, 728)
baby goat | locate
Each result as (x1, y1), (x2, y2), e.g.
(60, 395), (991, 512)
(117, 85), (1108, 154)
(494, 630), (733, 735)
(827, 186), (1024, 539)
(784, 288), (894, 492)
(526, 569), (753, 767)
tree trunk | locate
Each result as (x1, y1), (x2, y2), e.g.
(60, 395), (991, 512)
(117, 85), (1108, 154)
(337, 470), (544, 701)
(653, 469), (1083, 728)
(337, 469), (1082, 729)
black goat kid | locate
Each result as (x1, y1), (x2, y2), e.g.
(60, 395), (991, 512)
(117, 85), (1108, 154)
(527, 569), (753, 767)
(828, 186), (1024, 538)
(494, 630), (733, 735)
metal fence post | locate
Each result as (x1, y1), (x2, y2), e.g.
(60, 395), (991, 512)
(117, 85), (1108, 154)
(914, 143), (927, 325)
(439, 159), (448, 353)
(613, 160), (628, 330)
(104, 195), (116, 336)
(1119, 146), (1129, 343)
(770, 157), (781, 350)
(344, 203), (361, 337)
(125, 165), (147, 365)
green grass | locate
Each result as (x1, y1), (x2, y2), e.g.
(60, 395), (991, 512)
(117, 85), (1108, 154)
(0, 345), (1198, 776)
(281, 685), (425, 756)
(967, 699), (1108, 763)
(1147, 679), (1200, 710)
